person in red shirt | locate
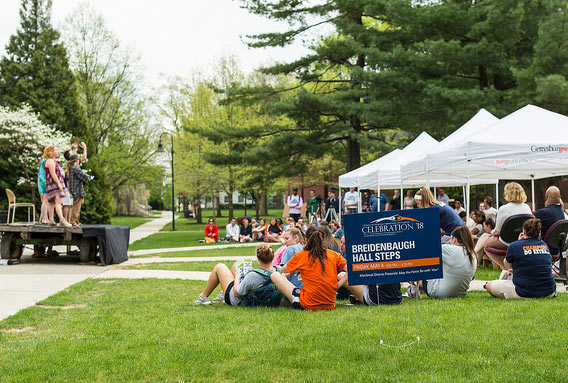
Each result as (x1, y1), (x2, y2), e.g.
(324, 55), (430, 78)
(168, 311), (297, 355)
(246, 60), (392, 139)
(204, 218), (219, 243)
(270, 226), (347, 310)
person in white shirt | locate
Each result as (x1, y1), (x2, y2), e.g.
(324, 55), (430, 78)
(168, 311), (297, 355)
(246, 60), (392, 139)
(454, 198), (465, 214)
(483, 196), (498, 219)
(287, 188), (303, 222)
(225, 218), (240, 242)
(343, 187), (358, 214)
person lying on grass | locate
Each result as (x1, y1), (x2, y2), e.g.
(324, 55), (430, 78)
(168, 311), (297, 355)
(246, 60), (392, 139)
(484, 218), (557, 300)
(194, 245), (277, 305)
(405, 225), (477, 299)
(270, 226), (348, 311)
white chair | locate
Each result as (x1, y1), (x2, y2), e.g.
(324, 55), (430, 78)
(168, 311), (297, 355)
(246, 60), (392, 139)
(6, 188), (36, 224)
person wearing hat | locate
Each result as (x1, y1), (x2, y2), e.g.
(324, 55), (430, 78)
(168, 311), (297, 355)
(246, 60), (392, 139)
(68, 151), (92, 226)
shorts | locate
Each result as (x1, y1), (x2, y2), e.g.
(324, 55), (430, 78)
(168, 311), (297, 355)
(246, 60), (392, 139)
(290, 213), (300, 222)
(61, 192), (73, 206)
(489, 280), (556, 299)
(224, 281), (239, 306)
(291, 288), (304, 310)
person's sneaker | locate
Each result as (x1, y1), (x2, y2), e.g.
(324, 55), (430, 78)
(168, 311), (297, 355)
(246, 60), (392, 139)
(194, 294), (212, 305)
(406, 284), (421, 299)
(212, 290), (224, 303)
(499, 270), (513, 280)
(348, 295), (363, 305)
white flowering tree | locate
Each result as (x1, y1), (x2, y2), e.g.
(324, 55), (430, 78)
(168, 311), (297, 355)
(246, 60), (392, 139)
(0, 104), (71, 201)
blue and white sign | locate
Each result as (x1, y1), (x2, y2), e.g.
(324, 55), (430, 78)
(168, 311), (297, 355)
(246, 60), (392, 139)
(344, 208), (443, 285)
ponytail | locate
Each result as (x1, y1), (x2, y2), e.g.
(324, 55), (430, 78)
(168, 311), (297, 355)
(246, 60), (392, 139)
(304, 226), (328, 275)
(451, 225), (475, 265)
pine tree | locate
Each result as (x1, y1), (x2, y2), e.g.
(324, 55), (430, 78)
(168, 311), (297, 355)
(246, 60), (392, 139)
(0, 0), (85, 138)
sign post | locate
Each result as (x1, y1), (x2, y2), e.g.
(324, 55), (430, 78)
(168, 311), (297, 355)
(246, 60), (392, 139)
(343, 208), (442, 346)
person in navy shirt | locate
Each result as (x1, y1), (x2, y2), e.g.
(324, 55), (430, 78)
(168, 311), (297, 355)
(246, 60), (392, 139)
(415, 186), (464, 243)
(370, 190), (389, 212)
(534, 186), (566, 254)
(485, 218), (556, 299)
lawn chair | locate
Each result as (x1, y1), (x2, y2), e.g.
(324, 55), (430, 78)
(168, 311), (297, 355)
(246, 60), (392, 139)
(6, 188), (36, 224)
(543, 219), (568, 284)
(486, 214), (534, 256)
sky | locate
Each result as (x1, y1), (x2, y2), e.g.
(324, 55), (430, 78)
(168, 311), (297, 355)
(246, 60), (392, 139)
(0, 0), (326, 88)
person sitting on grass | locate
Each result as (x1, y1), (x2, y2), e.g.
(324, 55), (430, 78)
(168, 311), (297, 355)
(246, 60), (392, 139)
(406, 225), (477, 299)
(204, 218), (218, 243)
(474, 217), (496, 267)
(329, 220), (343, 239)
(415, 186), (464, 244)
(470, 210), (485, 237)
(194, 245), (278, 305)
(270, 226), (348, 311)
(265, 218), (282, 243)
(239, 219), (253, 242)
(225, 218), (240, 242)
(278, 226), (306, 288)
(252, 218), (267, 241)
(484, 218), (557, 300)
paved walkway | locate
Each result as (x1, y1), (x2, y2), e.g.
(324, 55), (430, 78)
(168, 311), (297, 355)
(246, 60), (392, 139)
(129, 242), (260, 256)
(129, 211), (173, 244)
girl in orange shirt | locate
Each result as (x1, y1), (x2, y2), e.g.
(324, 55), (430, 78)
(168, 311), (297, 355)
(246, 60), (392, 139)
(271, 226), (348, 311)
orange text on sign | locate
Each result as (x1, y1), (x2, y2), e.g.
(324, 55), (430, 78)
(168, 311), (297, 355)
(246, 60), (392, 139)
(352, 257), (440, 271)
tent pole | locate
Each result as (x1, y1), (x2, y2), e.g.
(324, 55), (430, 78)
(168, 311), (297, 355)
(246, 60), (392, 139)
(377, 172), (381, 212)
(400, 184), (404, 211)
(425, 156), (430, 189)
(495, 182), (499, 209)
(338, 187), (342, 227)
(531, 176), (535, 211)
(466, 159), (471, 217)
(357, 187), (361, 213)
(433, 187), (437, 201)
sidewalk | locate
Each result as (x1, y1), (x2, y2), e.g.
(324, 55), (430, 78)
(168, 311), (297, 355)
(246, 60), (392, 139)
(129, 211), (173, 244)
(129, 242), (260, 256)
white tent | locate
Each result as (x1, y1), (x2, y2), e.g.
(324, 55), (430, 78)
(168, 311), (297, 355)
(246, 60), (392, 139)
(401, 108), (500, 183)
(408, 104), (568, 180)
(338, 149), (402, 188)
(403, 104), (568, 206)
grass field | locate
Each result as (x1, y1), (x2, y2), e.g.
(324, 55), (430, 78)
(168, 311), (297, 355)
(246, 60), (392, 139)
(110, 215), (153, 230)
(1, 278), (566, 382)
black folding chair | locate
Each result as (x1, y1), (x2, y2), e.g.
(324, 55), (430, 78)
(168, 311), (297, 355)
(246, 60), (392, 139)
(486, 214), (534, 256)
(543, 219), (568, 285)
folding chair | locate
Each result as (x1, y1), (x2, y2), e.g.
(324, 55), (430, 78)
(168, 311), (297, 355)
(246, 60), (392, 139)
(543, 219), (568, 284)
(485, 214), (534, 256)
(6, 188), (36, 224)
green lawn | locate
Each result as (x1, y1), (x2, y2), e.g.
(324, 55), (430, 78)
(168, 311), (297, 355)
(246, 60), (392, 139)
(1, 279), (566, 382)
(110, 215), (152, 230)
(160, 208), (284, 231)
(130, 245), (280, 258)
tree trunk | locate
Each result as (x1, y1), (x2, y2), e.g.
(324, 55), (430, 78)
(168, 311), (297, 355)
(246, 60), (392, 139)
(216, 195), (222, 217)
(347, 136), (361, 171)
(254, 189), (260, 219)
(260, 189), (268, 216)
(195, 192), (202, 224)
(228, 179), (234, 221)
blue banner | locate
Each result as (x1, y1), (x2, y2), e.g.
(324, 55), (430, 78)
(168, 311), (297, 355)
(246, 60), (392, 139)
(343, 208), (443, 285)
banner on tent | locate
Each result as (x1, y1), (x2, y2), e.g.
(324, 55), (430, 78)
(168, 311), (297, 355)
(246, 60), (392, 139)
(344, 209), (443, 285)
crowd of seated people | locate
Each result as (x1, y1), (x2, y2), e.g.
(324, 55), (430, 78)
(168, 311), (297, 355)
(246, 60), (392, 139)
(195, 183), (566, 307)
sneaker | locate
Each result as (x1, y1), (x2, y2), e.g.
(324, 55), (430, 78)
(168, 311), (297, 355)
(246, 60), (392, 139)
(194, 294), (212, 305)
(212, 290), (224, 303)
(406, 284), (421, 299)
(499, 270), (513, 280)
(348, 295), (363, 305)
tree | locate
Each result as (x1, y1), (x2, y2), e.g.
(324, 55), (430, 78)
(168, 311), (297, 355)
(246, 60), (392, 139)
(237, 0), (568, 172)
(0, 0), (85, 137)
(60, 4), (160, 218)
(0, 104), (70, 202)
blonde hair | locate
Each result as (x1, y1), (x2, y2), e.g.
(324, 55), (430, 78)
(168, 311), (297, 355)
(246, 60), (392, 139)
(286, 226), (306, 245)
(503, 182), (527, 203)
(42, 145), (56, 159)
(415, 186), (441, 208)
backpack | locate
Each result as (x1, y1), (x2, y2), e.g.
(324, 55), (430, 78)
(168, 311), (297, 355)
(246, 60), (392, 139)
(239, 269), (285, 308)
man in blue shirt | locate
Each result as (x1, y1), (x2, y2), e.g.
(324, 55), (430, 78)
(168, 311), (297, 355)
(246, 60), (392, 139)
(370, 190), (389, 212)
(534, 186), (566, 254)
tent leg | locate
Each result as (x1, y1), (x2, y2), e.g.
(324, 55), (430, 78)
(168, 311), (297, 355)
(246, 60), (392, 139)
(357, 187), (361, 213)
(377, 186), (381, 212)
(495, 182), (499, 209)
(338, 187), (342, 227)
(433, 187), (437, 201)
(531, 176), (535, 211)
(400, 185), (404, 211)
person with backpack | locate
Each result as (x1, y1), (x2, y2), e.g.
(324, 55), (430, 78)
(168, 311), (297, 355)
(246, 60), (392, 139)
(270, 226), (348, 311)
(194, 245), (282, 306)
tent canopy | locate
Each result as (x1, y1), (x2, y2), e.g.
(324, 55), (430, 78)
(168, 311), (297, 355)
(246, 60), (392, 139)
(410, 104), (568, 181)
(338, 149), (402, 188)
(401, 109), (499, 181)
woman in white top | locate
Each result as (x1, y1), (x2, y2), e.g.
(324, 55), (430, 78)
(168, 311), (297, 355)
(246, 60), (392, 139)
(483, 182), (532, 270)
(404, 190), (414, 209)
(408, 225), (477, 298)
